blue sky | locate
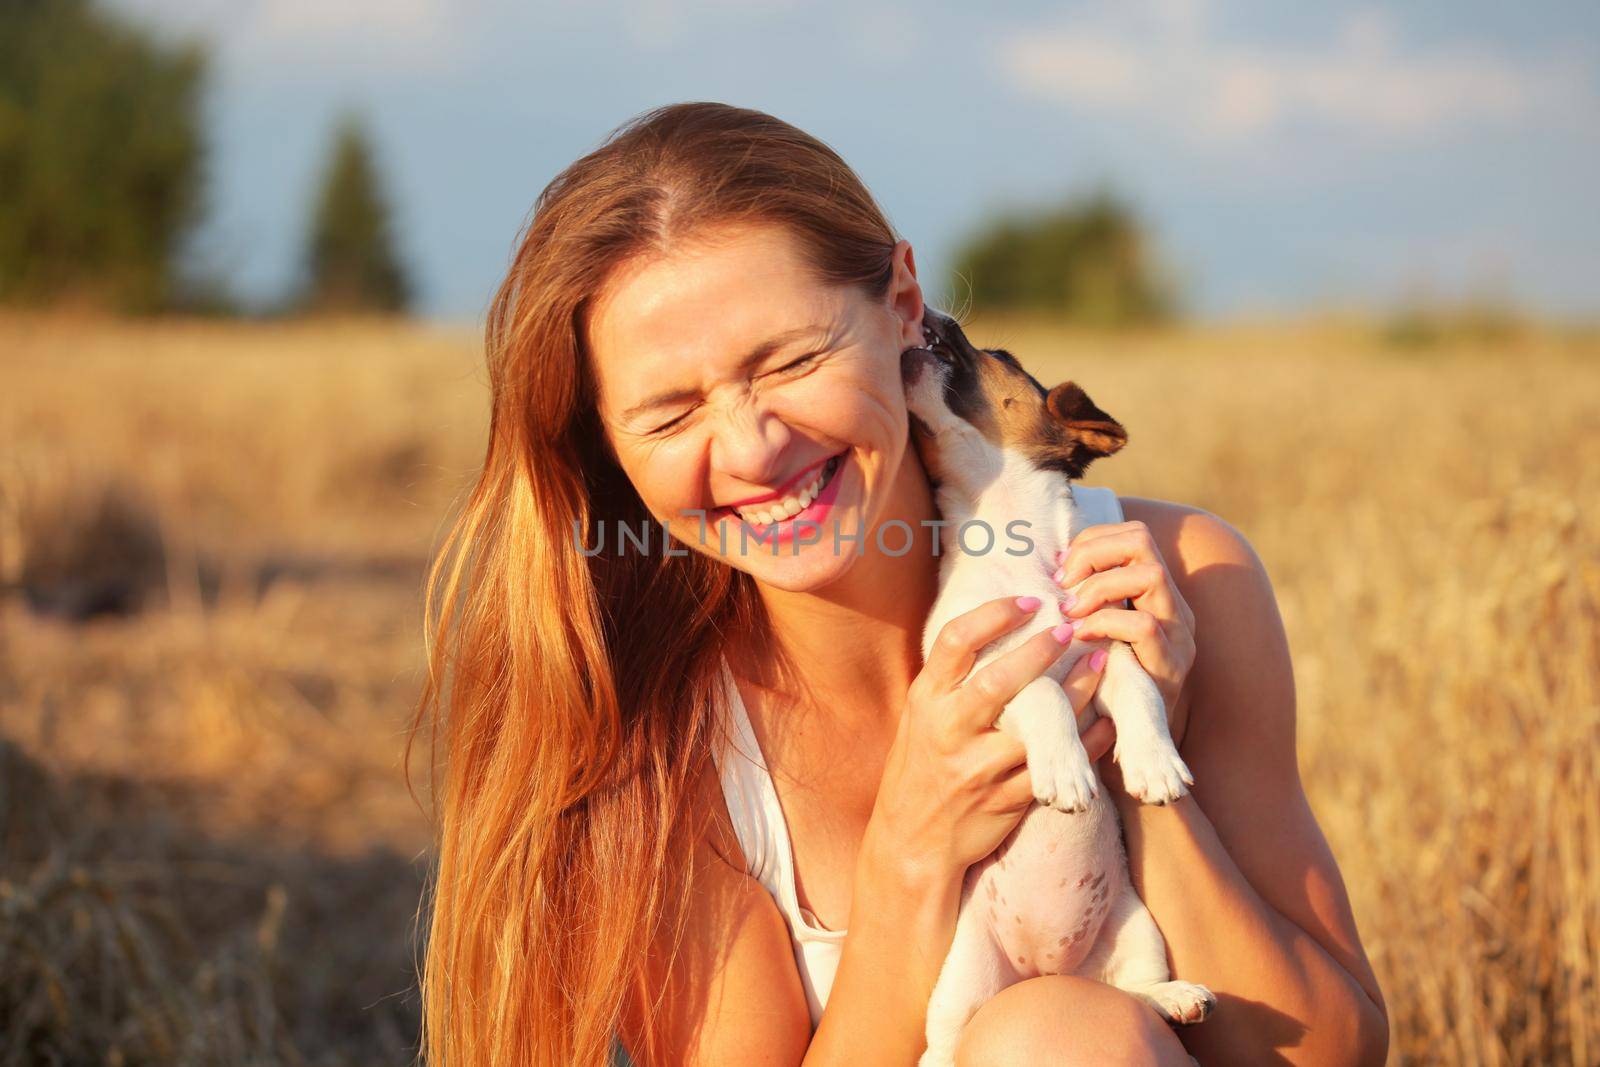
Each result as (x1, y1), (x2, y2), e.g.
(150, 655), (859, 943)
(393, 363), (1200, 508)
(109, 0), (1600, 322)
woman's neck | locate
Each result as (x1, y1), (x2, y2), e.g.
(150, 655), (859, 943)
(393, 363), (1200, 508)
(741, 445), (942, 730)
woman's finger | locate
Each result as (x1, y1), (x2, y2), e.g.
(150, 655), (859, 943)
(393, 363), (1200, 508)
(1071, 609), (1184, 683)
(972, 729), (1029, 781)
(1058, 521), (1197, 635)
(954, 623), (1076, 731)
(1054, 520), (1141, 561)
(1060, 645), (1109, 716)
(994, 763), (1038, 814)
(921, 594), (1046, 694)
(1055, 525), (1160, 589)
(1060, 560), (1179, 622)
(1081, 715), (1116, 763)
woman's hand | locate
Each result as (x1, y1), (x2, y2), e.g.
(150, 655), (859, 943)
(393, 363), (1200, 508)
(865, 595), (1114, 886)
(1052, 519), (1198, 747)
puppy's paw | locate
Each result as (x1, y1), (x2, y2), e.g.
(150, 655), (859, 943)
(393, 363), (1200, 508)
(1136, 981), (1216, 1026)
(1029, 736), (1099, 814)
(1115, 741), (1194, 806)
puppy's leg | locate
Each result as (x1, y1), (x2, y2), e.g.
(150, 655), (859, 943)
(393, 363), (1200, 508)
(1093, 642), (1193, 805)
(996, 675), (1099, 813)
(1078, 881), (1215, 1026)
(920, 904), (1013, 1067)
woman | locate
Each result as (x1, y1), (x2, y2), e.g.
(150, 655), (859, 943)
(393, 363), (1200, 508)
(411, 101), (1388, 1066)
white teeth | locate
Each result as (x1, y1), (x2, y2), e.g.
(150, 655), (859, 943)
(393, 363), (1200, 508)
(733, 454), (839, 524)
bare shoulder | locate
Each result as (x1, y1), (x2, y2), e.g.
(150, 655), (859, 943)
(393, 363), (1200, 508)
(1117, 496), (1291, 757)
(618, 763), (811, 1067)
(1116, 496), (1265, 592)
(1118, 496), (1387, 1012)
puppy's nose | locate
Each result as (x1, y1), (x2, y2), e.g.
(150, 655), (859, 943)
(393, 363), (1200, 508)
(901, 346), (936, 385)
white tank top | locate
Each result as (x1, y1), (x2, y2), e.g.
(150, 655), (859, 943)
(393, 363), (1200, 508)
(711, 484), (1127, 1029)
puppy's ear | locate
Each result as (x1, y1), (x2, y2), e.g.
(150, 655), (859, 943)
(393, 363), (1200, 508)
(1040, 381), (1128, 477)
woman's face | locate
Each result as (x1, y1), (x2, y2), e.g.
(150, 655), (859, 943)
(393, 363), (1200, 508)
(587, 220), (927, 591)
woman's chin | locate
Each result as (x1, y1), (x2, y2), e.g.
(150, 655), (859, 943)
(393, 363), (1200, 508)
(731, 513), (867, 592)
(747, 542), (859, 592)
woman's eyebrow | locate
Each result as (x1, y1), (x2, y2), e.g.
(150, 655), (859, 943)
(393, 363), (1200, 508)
(618, 324), (828, 423)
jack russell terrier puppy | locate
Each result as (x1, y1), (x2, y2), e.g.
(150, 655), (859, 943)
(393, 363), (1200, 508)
(901, 308), (1214, 1066)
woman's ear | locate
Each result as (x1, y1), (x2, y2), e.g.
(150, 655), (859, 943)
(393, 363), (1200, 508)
(885, 239), (926, 351)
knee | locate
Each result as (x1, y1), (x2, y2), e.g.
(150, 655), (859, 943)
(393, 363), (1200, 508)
(954, 977), (1189, 1067)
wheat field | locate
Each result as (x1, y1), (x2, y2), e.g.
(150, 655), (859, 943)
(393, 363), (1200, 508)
(1, 313), (1596, 1065)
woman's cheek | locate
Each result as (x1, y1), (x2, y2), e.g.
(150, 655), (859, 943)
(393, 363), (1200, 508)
(785, 371), (879, 439)
(650, 438), (710, 520)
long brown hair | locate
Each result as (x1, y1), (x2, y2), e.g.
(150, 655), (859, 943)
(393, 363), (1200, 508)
(408, 102), (902, 1066)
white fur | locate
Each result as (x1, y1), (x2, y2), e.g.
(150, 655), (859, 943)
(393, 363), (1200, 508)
(904, 362), (1213, 1066)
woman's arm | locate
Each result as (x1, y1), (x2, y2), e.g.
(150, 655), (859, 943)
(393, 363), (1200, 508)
(621, 797), (967, 1067)
(803, 827), (964, 1064)
(628, 605), (1119, 1066)
(1110, 501), (1389, 1065)
(806, 617), (1119, 1065)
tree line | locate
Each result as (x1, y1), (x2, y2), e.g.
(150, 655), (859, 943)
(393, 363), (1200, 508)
(2, 0), (1176, 324)
(0, 0), (411, 315)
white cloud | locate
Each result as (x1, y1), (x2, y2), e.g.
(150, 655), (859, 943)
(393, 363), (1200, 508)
(998, 3), (1597, 142)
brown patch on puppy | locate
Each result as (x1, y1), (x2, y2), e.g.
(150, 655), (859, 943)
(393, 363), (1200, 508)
(1038, 381), (1128, 478)
(916, 308), (1129, 479)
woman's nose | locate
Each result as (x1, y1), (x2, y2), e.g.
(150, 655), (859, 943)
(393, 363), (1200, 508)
(708, 394), (792, 486)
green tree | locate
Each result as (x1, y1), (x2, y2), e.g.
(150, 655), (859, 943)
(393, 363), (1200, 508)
(950, 189), (1178, 327)
(0, 0), (207, 312)
(297, 113), (411, 314)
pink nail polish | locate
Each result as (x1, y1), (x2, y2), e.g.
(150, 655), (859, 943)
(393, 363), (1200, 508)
(1060, 591), (1076, 611)
(1089, 648), (1108, 671)
(1051, 622), (1075, 644)
(1015, 595), (1042, 611)
(1053, 567), (1065, 583)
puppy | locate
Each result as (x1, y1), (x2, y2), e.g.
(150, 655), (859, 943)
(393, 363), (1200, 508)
(902, 308), (1214, 1067)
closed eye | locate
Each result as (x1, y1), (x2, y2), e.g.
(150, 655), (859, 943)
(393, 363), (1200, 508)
(768, 351), (821, 377)
(645, 351), (822, 434)
(646, 407), (695, 435)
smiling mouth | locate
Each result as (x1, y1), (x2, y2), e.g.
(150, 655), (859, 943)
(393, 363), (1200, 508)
(713, 450), (846, 526)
